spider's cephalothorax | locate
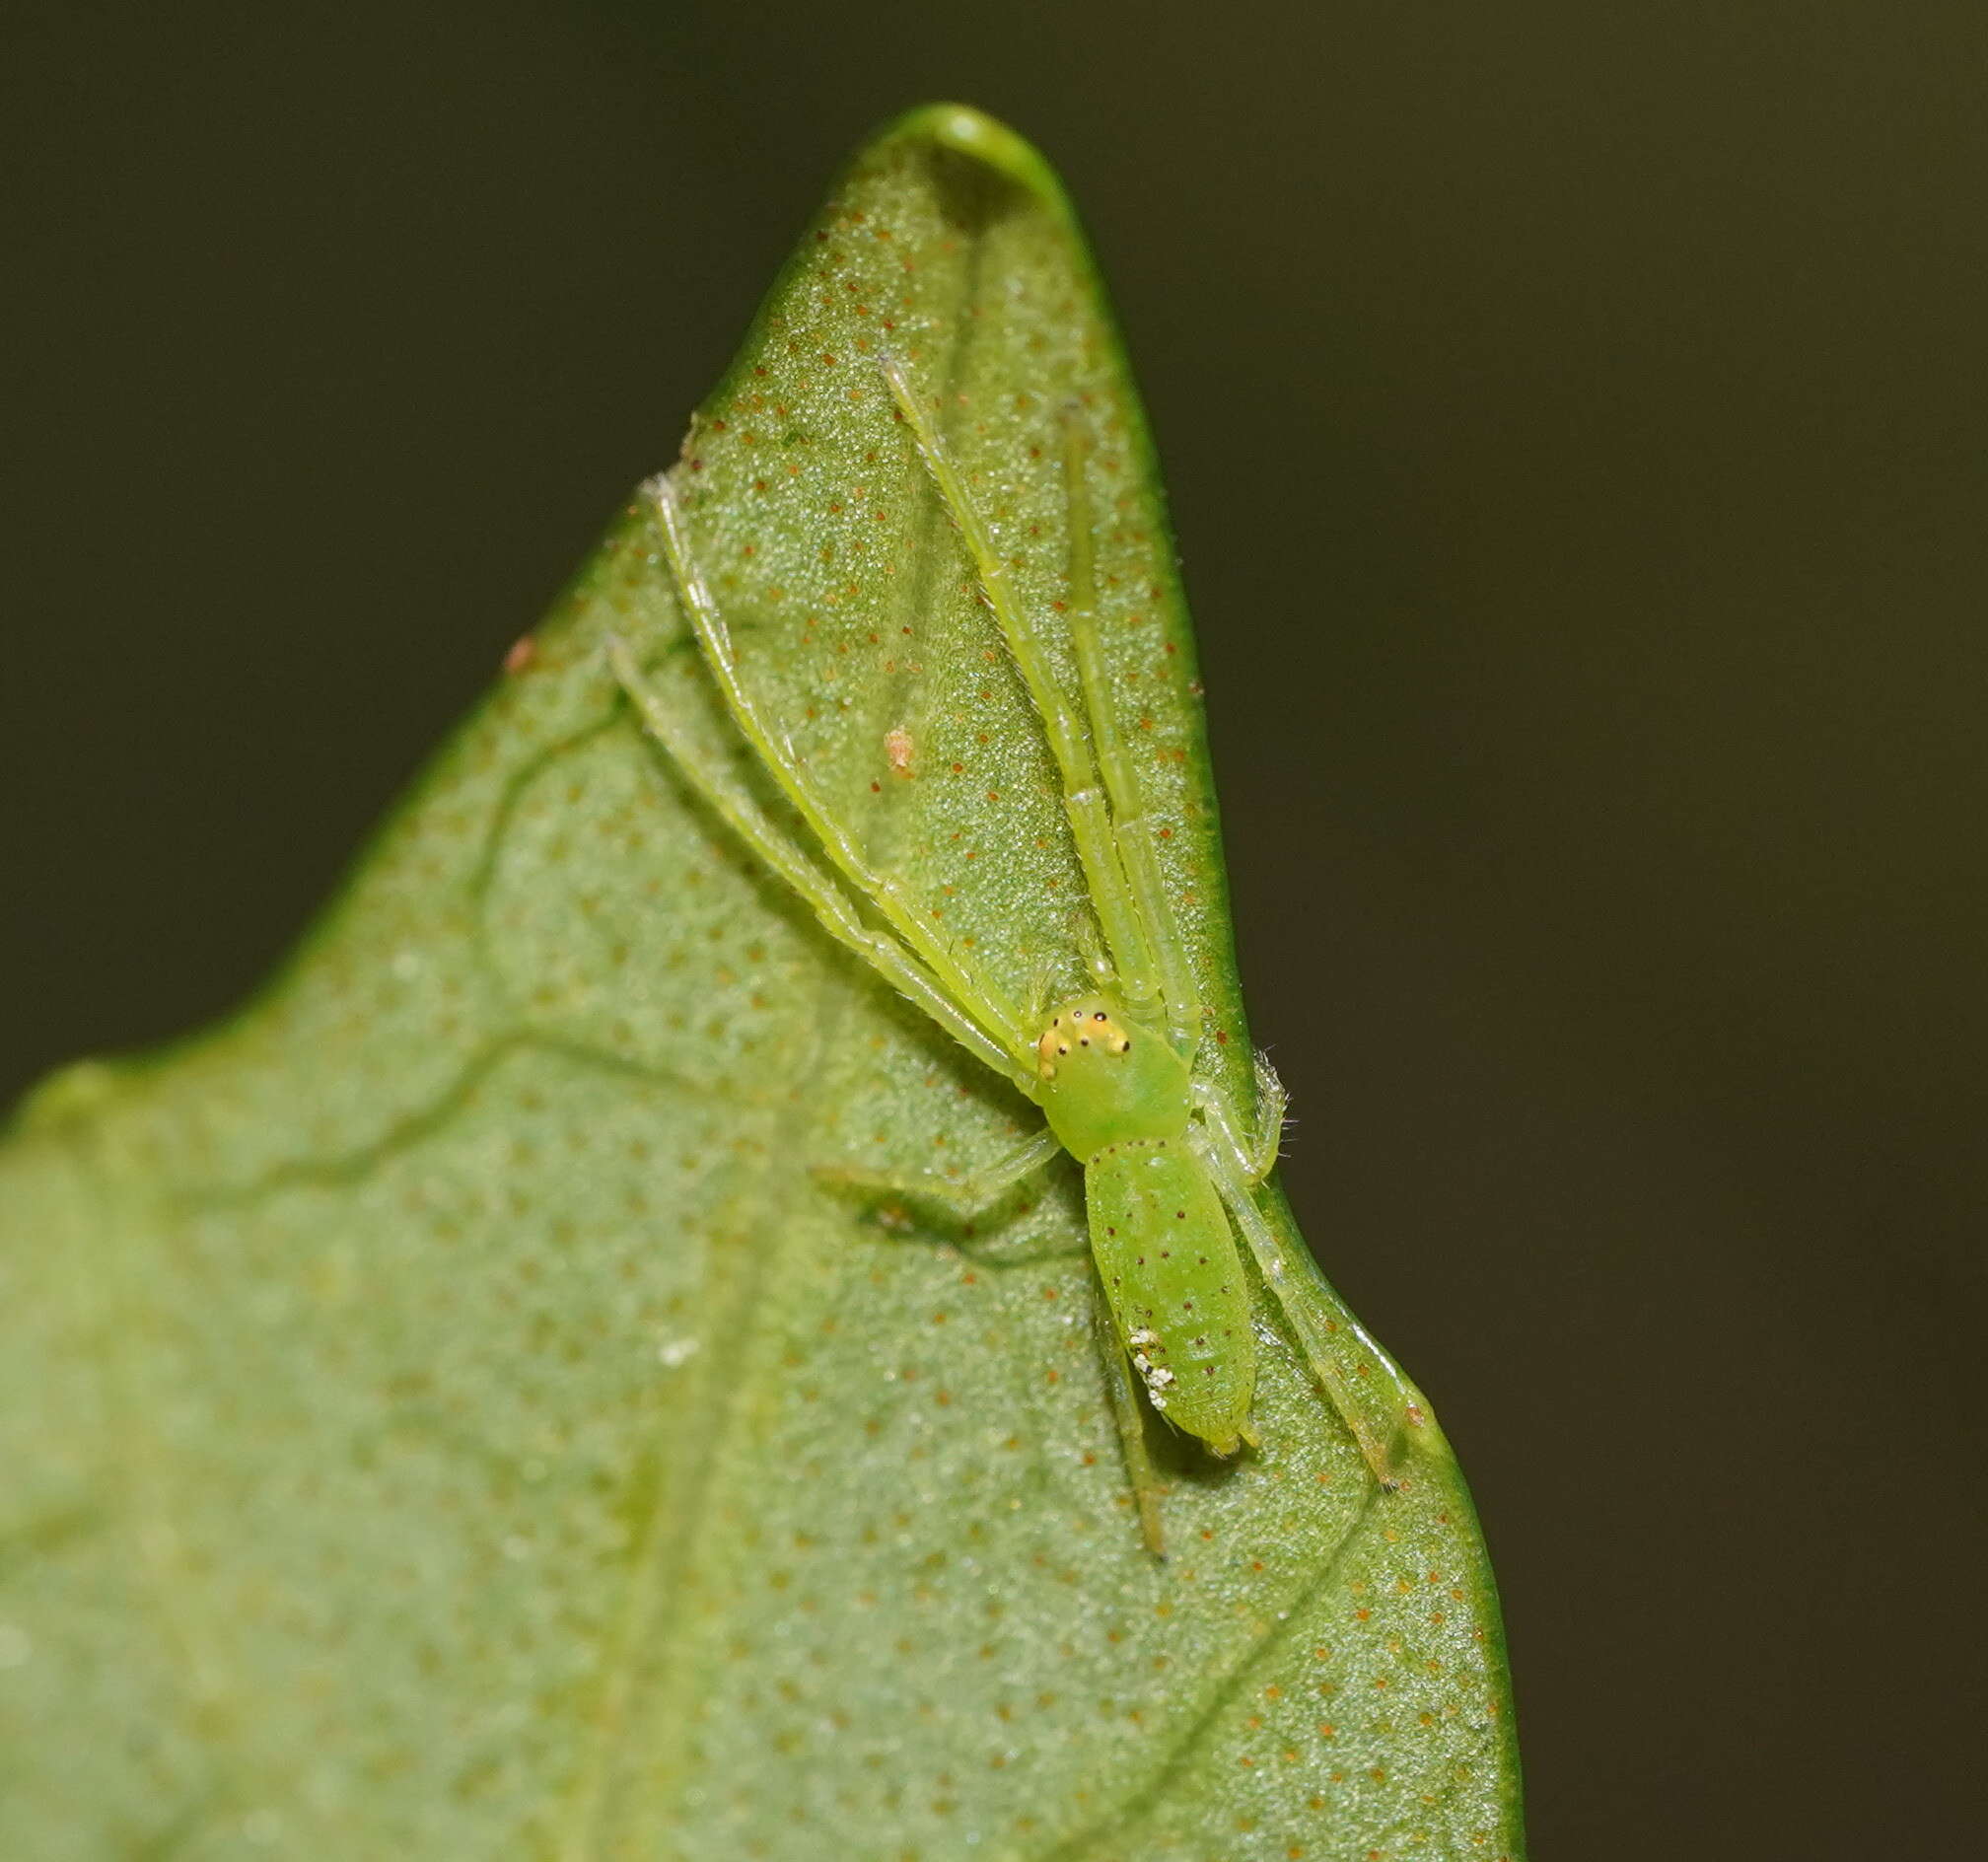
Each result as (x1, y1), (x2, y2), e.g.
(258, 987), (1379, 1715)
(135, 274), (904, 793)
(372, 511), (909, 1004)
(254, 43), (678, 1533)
(1032, 995), (1191, 1164)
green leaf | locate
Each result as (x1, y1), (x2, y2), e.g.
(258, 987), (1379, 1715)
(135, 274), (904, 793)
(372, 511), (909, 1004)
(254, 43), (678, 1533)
(1, 104), (1524, 1859)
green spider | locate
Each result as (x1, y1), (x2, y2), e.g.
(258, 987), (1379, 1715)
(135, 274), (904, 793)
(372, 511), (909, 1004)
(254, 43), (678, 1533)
(608, 356), (1420, 1554)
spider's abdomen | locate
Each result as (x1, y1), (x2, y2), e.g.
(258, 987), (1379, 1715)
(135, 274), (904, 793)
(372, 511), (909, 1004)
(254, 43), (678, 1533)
(1086, 1137), (1255, 1455)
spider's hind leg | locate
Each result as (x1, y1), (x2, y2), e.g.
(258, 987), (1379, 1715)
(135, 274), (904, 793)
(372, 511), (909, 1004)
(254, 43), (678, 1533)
(1192, 1092), (1431, 1493)
(1090, 1260), (1170, 1557)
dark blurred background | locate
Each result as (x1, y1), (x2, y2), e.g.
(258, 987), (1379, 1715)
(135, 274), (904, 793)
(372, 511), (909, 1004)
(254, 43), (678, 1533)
(4, 2), (1982, 1853)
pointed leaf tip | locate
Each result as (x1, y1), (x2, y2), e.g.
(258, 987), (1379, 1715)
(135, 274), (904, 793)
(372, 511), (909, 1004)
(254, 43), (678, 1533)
(871, 101), (1073, 213)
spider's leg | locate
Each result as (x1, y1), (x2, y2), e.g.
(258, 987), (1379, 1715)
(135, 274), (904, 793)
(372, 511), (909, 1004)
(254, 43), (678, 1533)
(1090, 1258), (1170, 1557)
(881, 358), (1162, 1022)
(1190, 1100), (1431, 1491)
(811, 1126), (1061, 1221)
(1055, 403), (1204, 1058)
(1229, 1052), (1290, 1183)
(609, 634), (1032, 1095)
(647, 473), (1035, 1069)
